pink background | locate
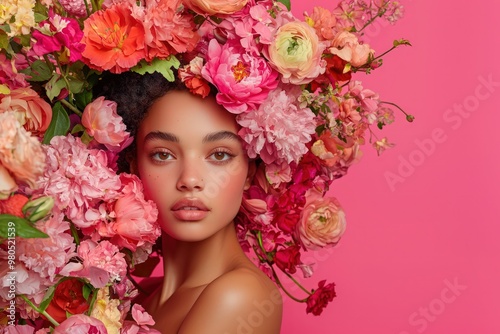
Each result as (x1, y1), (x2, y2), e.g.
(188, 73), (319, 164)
(281, 1), (500, 333)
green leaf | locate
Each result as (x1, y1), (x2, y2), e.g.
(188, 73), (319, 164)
(74, 90), (93, 110)
(131, 56), (180, 82)
(276, 0), (291, 10)
(38, 284), (56, 312)
(42, 102), (70, 144)
(0, 31), (9, 50)
(393, 38), (412, 47)
(45, 74), (66, 101)
(22, 60), (52, 82)
(0, 215), (49, 238)
(67, 76), (85, 95)
(82, 283), (93, 300)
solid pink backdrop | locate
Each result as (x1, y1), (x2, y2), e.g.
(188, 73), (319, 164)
(281, 1), (500, 333)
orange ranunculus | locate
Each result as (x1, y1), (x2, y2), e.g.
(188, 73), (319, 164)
(0, 87), (52, 135)
(183, 0), (248, 15)
(45, 278), (91, 323)
(82, 3), (146, 74)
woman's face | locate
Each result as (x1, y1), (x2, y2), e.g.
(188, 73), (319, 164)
(135, 90), (251, 242)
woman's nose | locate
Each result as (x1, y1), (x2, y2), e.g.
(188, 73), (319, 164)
(176, 159), (205, 191)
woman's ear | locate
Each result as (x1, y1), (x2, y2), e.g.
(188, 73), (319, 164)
(244, 160), (257, 190)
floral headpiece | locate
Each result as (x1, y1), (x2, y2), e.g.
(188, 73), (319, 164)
(0, 0), (412, 331)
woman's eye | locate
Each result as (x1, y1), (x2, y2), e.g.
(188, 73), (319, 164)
(209, 151), (233, 162)
(151, 151), (173, 161)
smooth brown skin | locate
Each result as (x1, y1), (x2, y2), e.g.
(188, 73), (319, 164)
(134, 91), (283, 334)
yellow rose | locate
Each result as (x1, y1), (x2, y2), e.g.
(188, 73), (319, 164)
(90, 287), (123, 334)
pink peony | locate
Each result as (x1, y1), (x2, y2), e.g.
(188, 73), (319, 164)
(34, 135), (122, 228)
(201, 39), (279, 114)
(0, 112), (46, 188)
(77, 240), (127, 282)
(53, 314), (108, 334)
(143, 0), (199, 61)
(81, 96), (130, 149)
(17, 212), (76, 281)
(32, 11), (85, 63)
(183, 0), (248, 15)
(0, 87), (53, 135)
(237, 85), (316, 166)
(297, 196), (346, 250)
(100, 173), (160, 251)
(266, 20), (326, 85)
(0, 325), (36, 333)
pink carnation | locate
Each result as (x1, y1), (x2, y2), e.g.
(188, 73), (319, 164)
(17, 212), (76, 281)
(81, 96), (130, 149)
(201, 39), (279, 114)
(34, 135), (122, 228)
(143, 0), (199, 61)
(237, 85), (317, 165)
(58, 0), (89, 17)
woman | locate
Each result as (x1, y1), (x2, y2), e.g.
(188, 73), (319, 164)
(97, 72), (283, 333)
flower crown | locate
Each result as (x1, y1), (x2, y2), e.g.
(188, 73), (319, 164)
(0, 0), (412, 330)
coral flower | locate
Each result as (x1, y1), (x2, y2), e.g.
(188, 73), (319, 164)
(82, 3), (146, 73)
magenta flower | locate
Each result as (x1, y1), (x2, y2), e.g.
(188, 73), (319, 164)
(201, 39), (279, 114)
(32, 11), (85, 63)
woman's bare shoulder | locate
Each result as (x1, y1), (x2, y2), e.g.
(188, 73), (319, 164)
(178, 267), (283, 334)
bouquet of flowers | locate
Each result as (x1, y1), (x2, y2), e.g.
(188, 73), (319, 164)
(0, 0), (412, 331)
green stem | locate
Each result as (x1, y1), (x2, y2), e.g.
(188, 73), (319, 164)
(279, 266), (312, 295)
(20, 295), (60, 327)
(270, 266), (309, 303)
(60, 99), (83, 117)
(380, 100), (414, 121)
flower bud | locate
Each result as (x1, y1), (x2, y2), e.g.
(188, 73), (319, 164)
(22, 196), (54, 222)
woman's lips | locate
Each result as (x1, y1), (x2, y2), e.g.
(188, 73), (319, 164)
(171, 198), (209, 221)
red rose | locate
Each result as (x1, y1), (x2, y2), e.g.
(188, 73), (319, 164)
(306, 280), (336, 316)
(325, 55), (352, 83)
(274, 245), (301, 274)
(45, 278), (91, 323)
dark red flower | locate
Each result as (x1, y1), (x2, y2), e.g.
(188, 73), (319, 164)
(306, 280), (336, 315)
(274, 245), (301, 274)
(325, 55), (352, 83)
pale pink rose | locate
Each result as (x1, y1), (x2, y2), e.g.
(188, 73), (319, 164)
(81, 96), (130, 149)
(184, 0), (248, 15)
(53, 314), (108, 334)
(0, 112), (46, 188)
(266, 21), (326, 85)
(0, 88), (52, 135)
(0, 164), (17, 199)
(297, 196), (346, 250)
(329, 31), (373, 67)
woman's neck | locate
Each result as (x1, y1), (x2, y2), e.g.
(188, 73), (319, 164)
(159, 222), (245, 303)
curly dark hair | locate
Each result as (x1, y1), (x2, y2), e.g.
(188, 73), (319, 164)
(94, 71), (187, 173)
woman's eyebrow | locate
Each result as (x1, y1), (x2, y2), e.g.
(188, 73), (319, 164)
(202, 131), (240, 143)
(143, 131), (179, 143)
